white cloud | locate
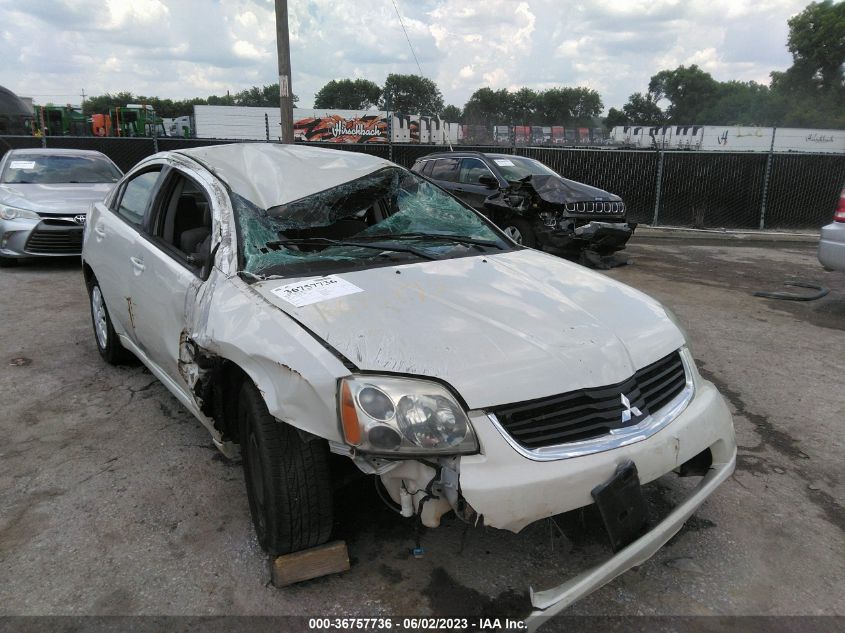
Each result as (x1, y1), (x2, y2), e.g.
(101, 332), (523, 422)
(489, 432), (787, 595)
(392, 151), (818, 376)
(0, 0), (808, 112)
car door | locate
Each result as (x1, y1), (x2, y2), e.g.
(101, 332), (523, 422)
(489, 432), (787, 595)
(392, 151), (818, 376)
(427, 157), (461, 195)
(128, 164), (215, 391)
(85, 165), (164, 341)
(455, 157), (499, 211)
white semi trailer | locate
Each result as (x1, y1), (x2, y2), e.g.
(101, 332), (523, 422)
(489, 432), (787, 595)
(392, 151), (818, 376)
(609, 125), (845, 153)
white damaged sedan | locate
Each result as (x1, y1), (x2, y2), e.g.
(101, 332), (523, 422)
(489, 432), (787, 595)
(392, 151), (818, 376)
(81, 143), (735, 619)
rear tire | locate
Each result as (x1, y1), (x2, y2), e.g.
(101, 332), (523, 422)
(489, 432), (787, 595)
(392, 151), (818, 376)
(501, 217), (537, 247)
(238, 380), (333, 555)
(88, 278), (131, 365)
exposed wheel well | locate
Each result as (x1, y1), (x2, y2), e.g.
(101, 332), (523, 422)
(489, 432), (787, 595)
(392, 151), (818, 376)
(82, 262), (95, 288)
(205, 359), (250, 444)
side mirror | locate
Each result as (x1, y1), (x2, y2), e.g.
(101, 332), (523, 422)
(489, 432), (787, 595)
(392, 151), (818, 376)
(478, 174), (499, 188)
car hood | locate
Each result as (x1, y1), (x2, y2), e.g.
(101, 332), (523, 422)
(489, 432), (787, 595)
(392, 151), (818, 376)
(0, 183), (115, 215)
(251, 249), (684, 409)
(511, 174), (621, 205)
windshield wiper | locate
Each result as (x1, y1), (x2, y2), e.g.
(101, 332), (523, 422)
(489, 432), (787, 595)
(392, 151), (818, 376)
(265, 237), (438, 261)
(354, 232), (504, 250)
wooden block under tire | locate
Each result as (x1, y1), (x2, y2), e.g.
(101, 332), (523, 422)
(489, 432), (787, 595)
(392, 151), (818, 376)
(270, 540), (350, 587)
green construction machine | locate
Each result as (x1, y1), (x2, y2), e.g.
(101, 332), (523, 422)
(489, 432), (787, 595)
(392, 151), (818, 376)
(34, 105), (89, 136)
(109, 104), (166, 137)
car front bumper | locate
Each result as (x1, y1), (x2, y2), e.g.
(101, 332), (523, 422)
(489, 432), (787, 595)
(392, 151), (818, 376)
(526, 449), (735, 629)
(537, 220), (634, 253)
(459, 377), (735, 620)
(818, 221), (845, 272)
(0, 218), (84, 258)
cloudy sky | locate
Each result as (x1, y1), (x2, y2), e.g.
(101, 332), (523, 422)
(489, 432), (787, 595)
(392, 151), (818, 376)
(0, 0), (809, 112)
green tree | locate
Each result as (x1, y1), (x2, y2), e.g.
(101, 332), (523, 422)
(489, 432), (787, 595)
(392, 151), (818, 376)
(697, 81), (773, 125)
(604, 107), (627, 129)
(462, 87), (512, 125)
(621, 92), (666, 124)
(568, 87), (603, 122)
(509, 87), (537, 124)
(440, 104), (462, 122)
(534, 87), (603, 124)
(313, 79), (382, 110)
(785, 0), (845, 93)
(649, 65), (719, 122)
(379, 74), (444, 115)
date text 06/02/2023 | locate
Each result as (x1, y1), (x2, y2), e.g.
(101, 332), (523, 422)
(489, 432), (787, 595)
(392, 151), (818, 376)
(307, 617), (527, 630)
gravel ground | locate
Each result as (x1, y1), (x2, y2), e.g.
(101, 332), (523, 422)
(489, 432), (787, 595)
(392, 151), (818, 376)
(1, 238), (843, 625)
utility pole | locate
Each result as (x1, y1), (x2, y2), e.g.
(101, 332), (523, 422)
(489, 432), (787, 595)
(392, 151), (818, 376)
(274, 0), (293, 144)
(80, 88), (86, 112)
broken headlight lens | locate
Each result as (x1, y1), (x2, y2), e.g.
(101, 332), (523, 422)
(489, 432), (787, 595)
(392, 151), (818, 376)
(340, 376), (478, 455)
(538, 211), (561, 227)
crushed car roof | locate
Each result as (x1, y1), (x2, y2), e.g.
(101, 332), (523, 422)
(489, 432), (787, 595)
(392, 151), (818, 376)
(175, 143), (395, 210)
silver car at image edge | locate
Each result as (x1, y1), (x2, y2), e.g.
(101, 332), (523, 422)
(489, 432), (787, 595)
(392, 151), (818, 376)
(80, 143), (736, 624)
(818, 185), (845, 272)
(0, 148), (122, 263)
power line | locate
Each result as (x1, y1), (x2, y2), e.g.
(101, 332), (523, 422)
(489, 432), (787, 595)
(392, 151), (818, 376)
(391, 0), (423, 76)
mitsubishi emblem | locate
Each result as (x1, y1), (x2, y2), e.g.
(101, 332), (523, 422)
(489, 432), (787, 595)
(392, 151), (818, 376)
(620, 393), (642, 424)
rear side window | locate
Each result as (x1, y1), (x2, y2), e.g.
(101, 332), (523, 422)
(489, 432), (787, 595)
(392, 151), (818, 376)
(429, 158), (460, 182)
(117, 170), (161, 227)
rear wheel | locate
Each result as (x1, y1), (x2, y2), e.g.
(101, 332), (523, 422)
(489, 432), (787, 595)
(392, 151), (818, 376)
(501, 217), (536, 247)
(238, 380), (333, 555)
(88, 279), (131, 364)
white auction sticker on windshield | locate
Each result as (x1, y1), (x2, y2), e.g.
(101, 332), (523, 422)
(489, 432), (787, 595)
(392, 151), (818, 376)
(9, 161), (36, 169)
(271, 275), (364, 307)
(493, 158), (515, 167)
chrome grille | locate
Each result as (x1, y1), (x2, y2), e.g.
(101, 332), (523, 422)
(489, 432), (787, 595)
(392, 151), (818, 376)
(489, 351), (687, 449)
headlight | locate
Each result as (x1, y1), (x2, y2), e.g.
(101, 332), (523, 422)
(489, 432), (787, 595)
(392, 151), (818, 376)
(0, 204), (40, 221)
(340, 376), (478, 455)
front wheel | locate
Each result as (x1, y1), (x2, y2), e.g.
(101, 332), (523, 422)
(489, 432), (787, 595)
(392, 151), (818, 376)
(88, 279), (131, 364)
(238, 380), (333, 555)
(501, 217), (537, 247)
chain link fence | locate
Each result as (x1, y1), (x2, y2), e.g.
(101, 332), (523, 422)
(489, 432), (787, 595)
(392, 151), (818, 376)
(1, 135), (843, 230)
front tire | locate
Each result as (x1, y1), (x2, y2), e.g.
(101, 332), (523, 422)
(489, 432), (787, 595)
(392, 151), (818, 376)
(238, 380), (333, 555)
(501, 217), (537, 247)
(88, 279), (131, 364)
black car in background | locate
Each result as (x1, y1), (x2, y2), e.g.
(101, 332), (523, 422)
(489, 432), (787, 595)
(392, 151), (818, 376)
(411, 152), (635, 256)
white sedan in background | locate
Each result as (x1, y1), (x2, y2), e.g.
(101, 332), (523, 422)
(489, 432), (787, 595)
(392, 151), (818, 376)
(81, 143), (736, 622)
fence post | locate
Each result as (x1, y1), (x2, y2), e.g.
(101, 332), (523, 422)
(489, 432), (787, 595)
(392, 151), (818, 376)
(652, 149), (665, 226)
(41, 133), (47, 149)
(759, 127), (776, 230)
(388, 111), (393, 163)
(265, 113), (270, 142)
(152, 120), (158, 153)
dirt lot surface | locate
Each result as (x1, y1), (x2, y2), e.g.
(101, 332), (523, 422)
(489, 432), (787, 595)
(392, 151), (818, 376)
(1, 238), (843, 624)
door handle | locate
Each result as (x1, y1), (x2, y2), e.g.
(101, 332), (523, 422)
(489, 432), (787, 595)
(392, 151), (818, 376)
(454, 187), (466, 192)
(130, 256), (145, 273)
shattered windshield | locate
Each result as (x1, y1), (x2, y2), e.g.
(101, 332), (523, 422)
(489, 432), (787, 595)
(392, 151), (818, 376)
(493, 156), (558, 181)
(234, 166), (509, 277)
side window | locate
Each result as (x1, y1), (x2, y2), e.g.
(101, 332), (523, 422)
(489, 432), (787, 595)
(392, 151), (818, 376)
(151, 171), (213, 272)
(420, 160), (435, 177)
(429, 158), (460, 182)
(459, 158), (493, 185)
(116, 170), (161, 227)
